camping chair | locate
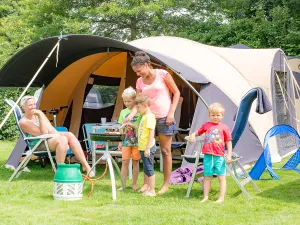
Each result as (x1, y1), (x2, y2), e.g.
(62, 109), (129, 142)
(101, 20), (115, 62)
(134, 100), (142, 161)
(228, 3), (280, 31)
(5, 99), (57, 182)
(183, 88), (266, 199)
(82, 123), (133, 179)
(183, 136), (260, 199)
(182, 136), (204, 198)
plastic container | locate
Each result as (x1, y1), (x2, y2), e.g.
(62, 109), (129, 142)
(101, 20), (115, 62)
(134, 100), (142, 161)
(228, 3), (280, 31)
(53, 163), (83, 200)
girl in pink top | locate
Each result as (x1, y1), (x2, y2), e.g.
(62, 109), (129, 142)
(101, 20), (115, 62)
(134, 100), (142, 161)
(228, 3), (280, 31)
(125, 51), (180, 194)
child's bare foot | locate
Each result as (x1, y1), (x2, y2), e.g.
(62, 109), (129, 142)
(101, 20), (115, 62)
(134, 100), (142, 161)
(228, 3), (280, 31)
(200, 197), (209, 203)
(138, 184), (148, 193)
(215, 199), (224, 204)
(143, 191), (156, 197)
(132, 184), (138, 191)
(158, 185), (168, 194)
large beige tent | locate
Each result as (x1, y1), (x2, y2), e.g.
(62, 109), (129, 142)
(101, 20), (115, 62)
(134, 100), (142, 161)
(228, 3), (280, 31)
(0, 35), (298, 167)
(130, 36), (298, 162)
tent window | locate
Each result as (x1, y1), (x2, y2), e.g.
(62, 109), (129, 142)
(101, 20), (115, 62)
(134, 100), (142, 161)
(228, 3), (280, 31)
(274, 71), (288, 124)
(83, 85), (118, 109)
(274, 70), (298, 157)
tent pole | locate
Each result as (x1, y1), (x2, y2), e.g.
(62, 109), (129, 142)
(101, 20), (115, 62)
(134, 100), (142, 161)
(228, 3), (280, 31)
(172, 71), (208, 109)
(0, 39), (62, 130)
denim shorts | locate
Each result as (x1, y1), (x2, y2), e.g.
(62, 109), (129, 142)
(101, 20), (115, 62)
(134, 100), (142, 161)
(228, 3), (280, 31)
(140, 145), (156, 177)
(203, 154), (226, 177)
(155, 117), (176, 136)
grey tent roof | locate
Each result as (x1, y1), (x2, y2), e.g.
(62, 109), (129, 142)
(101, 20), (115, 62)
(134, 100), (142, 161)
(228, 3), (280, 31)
(0, 34), (209, 87)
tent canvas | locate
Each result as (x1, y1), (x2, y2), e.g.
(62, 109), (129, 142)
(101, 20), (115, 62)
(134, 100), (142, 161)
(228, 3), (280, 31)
(0, 35), (297, 168)
(130, 36), (299, 164)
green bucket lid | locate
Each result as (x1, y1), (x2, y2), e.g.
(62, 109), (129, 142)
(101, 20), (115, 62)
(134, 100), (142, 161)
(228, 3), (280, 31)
(54, 163), (83, 183)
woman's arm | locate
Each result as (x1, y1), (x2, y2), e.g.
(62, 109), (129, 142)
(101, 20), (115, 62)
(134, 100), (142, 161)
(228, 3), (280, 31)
(19, 120), (43, 136)
(164, 73), (180, 125)
(34, 110), (57, 134)
(123, 107), (137, 124)
(123, 89), (142, 123)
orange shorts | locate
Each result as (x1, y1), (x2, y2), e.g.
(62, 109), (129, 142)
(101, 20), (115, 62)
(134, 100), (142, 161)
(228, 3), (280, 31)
(121, 146), (141, 161)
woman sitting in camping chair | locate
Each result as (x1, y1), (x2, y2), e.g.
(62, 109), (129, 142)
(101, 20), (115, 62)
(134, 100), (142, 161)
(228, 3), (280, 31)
(19, 96), (94, 177)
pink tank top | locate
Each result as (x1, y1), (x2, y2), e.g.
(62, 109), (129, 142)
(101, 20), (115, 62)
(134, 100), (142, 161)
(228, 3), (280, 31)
(136, 69), (171, 118)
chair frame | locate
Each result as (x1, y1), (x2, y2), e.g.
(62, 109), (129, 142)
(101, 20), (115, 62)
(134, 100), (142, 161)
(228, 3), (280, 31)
(5, 99), (57, 182)
(183, 136), (261, 199)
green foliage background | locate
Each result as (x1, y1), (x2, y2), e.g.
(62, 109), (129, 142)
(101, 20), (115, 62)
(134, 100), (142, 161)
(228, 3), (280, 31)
(0, 0), (300, 140)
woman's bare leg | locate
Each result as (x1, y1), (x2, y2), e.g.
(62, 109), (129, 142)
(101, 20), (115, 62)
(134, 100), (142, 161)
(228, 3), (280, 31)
(47, 135), (68, 163)
(60, 132), (94, 177)
(158, 134), (172, 194)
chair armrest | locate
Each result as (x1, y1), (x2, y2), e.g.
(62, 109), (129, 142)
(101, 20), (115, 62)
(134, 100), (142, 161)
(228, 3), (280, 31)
(176, 128), (190, 132)
(24, 134), (58, 140)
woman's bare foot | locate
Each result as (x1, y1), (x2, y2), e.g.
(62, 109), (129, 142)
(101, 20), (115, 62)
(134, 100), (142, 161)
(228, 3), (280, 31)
(200, 197), (208, 203)
(138, 184), (148, 193)
(83, 166), (95, 178)
(132, 184), (138, 191)
(215, 198), (224, 204)
(158, 185), (168, 194)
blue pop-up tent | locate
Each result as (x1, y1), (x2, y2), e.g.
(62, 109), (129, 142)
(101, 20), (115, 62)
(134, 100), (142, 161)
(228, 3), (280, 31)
(249, 124), (300, 179)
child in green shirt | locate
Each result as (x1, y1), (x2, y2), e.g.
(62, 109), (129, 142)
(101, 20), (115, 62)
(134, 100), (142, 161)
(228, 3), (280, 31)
(118, 87), (142, 190)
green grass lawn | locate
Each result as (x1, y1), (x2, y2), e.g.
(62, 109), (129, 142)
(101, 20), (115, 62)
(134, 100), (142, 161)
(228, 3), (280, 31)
(0, 141), (299, 225)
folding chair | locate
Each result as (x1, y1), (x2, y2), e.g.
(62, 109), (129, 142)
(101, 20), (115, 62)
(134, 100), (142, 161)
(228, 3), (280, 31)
(182, 136), (204, 198)
(82, 123), (106, 156)
(5, 99), (57, 182)
(82, 123), (133, 179)
(183, 136), (261, 199)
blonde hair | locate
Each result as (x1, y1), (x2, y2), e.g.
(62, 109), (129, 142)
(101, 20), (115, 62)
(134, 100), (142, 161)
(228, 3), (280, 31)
(122, 86), (136, 99)
(20, 95), (36, 107)
(134, 94), (151, 106)
(208, 102), (225, 115)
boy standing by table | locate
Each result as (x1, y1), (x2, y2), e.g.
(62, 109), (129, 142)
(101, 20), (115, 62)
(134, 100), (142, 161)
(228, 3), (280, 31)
(134, 94), (156, 197)
(189, 102), (232, 203)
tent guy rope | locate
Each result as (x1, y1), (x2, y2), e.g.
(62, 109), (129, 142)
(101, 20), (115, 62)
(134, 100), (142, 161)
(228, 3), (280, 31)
(0, 36), (66, 131)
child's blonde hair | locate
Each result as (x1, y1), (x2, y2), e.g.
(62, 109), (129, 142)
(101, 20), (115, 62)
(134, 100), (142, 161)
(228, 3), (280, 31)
(122, 86), (136, 99)
(208, 102), (225, 115)
(134, 94), (151, 106)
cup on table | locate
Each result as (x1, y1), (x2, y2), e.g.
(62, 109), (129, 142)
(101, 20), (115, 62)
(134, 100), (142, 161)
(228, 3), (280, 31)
(101, 117), (107, 124)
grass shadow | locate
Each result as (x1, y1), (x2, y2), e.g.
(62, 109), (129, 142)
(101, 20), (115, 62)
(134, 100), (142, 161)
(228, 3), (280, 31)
(257, 178), (300, 203)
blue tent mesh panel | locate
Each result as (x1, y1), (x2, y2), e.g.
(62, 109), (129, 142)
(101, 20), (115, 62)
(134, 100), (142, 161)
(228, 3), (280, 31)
(249, 124), (300, 179)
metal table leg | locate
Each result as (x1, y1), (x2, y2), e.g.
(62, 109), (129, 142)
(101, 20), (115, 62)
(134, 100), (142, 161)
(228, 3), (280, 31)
(92, 139), (96, 175)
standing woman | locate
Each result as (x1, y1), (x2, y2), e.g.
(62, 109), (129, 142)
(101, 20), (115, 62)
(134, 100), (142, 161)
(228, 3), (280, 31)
(126, 51), (180, 194)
